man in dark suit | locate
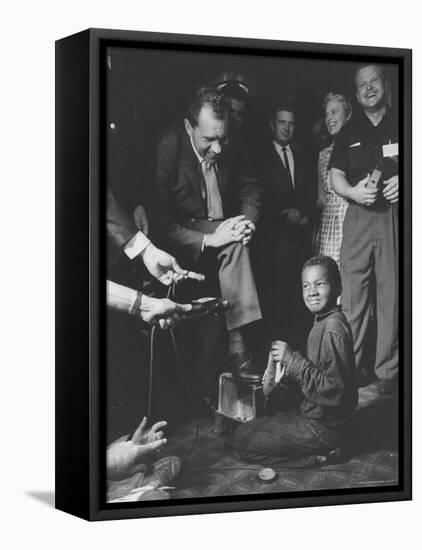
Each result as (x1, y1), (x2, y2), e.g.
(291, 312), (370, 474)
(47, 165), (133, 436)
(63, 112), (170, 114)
(108, 190), (187, 284)
(106, 190), (202, 438)
(257, 104), (315, 351)
(155, 87), (262, 384)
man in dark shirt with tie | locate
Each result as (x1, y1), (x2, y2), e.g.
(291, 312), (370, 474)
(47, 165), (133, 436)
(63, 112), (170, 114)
(155, 87), (262, 387)
(257, 104), (314, 351)
(331, 64), (399, 395)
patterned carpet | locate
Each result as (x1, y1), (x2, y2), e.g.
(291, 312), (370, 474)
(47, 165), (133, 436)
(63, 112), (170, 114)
(108, 383), (398, 501)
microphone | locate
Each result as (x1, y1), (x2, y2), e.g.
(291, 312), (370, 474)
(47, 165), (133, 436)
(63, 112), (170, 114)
(184, 297), (230, 320)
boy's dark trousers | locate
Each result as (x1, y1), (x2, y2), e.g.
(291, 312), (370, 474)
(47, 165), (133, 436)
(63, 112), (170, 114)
(234, 410), (341, 465)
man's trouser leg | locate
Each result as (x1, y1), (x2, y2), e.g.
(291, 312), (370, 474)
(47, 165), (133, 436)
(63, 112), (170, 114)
(216, 241), (262, 330)
(184, 219), (262, 331)
(373, 204), (399, 381)
(340, 205), (374, 374)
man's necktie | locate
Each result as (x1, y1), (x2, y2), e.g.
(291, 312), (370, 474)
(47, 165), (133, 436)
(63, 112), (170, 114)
(282, 146), (294, 191)
(202, 161), (224, 220)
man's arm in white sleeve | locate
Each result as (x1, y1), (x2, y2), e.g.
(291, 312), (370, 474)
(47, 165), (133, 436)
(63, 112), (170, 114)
(123, 231), (151, 260)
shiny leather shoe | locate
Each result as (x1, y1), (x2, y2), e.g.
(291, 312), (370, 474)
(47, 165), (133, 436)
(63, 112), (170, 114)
(230, 352), (261, 384)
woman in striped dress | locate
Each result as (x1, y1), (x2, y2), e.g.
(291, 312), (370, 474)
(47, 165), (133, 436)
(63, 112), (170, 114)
(314, 93), (352, 265)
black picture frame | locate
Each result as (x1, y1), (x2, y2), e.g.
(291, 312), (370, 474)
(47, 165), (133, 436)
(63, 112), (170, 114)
(55, 27), (412, 521)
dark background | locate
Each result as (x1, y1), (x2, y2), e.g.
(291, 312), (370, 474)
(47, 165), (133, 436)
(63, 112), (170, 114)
(105, 45), (398, 214)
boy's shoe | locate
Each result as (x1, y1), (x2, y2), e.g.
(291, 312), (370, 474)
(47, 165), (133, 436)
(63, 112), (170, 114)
(142, 456), (181, 490)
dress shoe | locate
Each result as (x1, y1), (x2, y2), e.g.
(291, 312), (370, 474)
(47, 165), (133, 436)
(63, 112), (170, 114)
(229, 352), (261, 384)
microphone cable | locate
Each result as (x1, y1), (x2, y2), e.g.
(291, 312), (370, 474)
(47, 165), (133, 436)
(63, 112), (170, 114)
(143, 281), (201, 466)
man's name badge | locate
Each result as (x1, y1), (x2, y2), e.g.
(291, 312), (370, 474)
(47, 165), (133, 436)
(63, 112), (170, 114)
(383, 142), (399, 157)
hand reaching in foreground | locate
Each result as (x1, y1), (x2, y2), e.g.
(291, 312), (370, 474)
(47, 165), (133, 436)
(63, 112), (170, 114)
(107, 417), (168, 480)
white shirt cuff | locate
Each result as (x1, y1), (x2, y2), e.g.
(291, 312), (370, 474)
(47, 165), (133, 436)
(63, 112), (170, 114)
(124, 231), (151, 260)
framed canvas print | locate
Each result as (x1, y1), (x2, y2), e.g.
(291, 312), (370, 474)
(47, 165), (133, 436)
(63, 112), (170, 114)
(55, 28), (412, 521)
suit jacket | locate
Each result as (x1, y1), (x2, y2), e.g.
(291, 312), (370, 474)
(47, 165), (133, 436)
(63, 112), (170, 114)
(107, 189), (138, 267)
(258, 141), (315, 255)
(155, 126), (261, 262)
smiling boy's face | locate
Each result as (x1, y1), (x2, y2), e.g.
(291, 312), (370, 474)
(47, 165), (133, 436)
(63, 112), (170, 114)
(302, 265), (338, 314)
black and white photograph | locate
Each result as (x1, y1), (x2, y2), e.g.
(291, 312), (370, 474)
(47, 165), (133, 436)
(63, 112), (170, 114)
(4, 0), (421, 543)
(103, 39), (407, 507)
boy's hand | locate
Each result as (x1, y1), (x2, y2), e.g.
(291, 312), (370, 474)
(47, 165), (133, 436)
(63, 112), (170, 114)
(271, 340), (293, 365)
(132, 416), (167, 446)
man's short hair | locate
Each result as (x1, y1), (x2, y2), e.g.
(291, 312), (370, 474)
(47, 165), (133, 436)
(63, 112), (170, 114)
(186, 86), (229, 127)
(302, 255), (342, 293)
(270, 102), (295, 123)
(323, 92), (353, 119)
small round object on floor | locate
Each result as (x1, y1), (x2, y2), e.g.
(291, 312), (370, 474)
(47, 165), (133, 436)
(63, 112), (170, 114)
(258, 467), (278, 483)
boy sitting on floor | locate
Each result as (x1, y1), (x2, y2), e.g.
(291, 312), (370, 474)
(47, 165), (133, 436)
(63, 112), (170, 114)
(234, 255), (358, 465)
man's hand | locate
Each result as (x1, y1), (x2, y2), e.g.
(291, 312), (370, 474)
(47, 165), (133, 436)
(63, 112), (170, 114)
(141, 243), (203, 285)
(281, 208), (302, 226)
(383, 175), (399, 204)
(107, 416), (167, 480)
(350, 174), (378, 206)
(298, 216), (309, 227)
(270, 340), (294, 365)
(204, 215), (248, 248)
(133, 416), (167, 446)
(232, 219), (256, 246)
(138, 296), (192, 328)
